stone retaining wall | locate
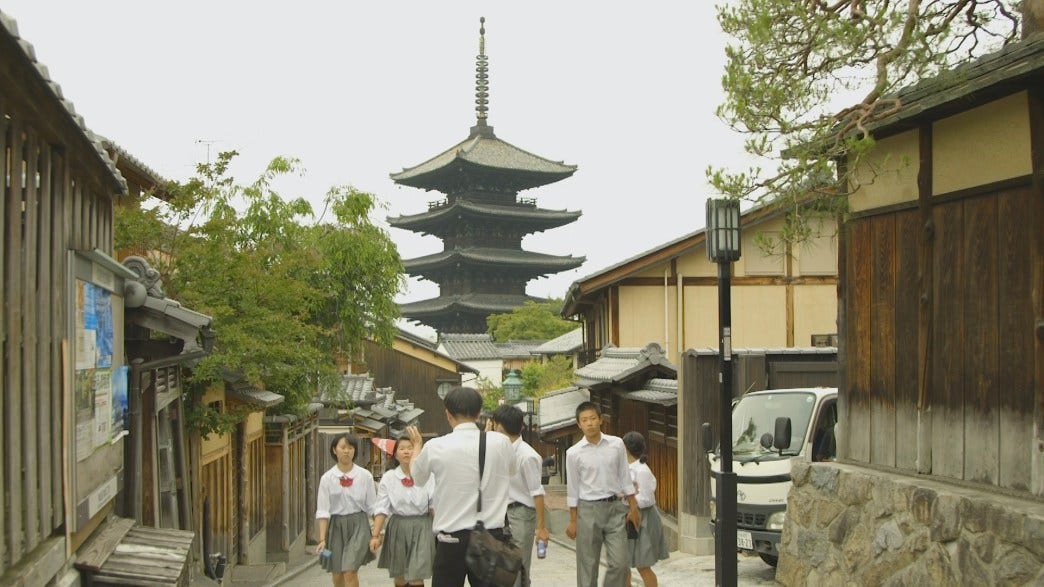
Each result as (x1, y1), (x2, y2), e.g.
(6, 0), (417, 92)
(777, 461), (1044, 586)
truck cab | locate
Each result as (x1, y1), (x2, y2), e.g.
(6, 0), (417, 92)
(708, 387), (838, 566)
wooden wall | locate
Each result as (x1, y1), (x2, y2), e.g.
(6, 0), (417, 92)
(361, 339), (460, 435)
(1, 36), (121, 580)
(842, 186), (1037, 491)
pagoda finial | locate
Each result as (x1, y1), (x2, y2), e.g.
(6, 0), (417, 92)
(475, 17), (489, 124)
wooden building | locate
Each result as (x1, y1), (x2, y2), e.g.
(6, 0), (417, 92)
(776, 31), (1044, 585)
(356, 329), (476, 435)
(388, 18), (583, 334)
(562, 200), (839, 364)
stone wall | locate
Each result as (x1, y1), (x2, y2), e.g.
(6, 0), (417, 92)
(777, 461), (1044, 586)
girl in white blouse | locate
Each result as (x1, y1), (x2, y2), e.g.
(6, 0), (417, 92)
(369, 435), (435, 586)
(315, 433), (376, 587)
(623, 431), (670, 586)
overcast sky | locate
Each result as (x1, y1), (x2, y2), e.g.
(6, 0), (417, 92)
(4, 1), (752, 337)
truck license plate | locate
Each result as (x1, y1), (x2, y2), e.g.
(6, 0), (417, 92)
(737, 530), (753, 550)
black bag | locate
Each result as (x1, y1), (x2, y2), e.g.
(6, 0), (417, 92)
(465, 432), (523, 587)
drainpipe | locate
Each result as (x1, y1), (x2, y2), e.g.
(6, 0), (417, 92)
(677, 272), (685, 361)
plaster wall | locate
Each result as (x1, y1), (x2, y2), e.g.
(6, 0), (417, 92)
(850, 130), (920, 213)
(794, 285), (839, 347)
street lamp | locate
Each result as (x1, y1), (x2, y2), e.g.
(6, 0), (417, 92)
(503, 369), (523, 402)
(706, 197), (741, 587)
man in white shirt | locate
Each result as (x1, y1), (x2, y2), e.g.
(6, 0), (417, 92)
(407, 387), (517, 587)
(491, 404), (549, 587)
(565, 401), (641, 587)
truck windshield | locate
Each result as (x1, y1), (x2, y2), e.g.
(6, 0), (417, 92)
(731, 392), (816, 459)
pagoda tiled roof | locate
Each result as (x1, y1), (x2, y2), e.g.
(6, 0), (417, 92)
(403, 248), (584, 274)
(387, 200), (581, 232)
(400, 293), (542, 318)
(390, 125), (576, 192)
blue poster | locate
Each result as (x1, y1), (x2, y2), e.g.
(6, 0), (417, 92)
(92, 284), (113, 368)
(112, 365), (129, 436)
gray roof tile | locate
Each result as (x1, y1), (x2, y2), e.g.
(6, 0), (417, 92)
(537, 386), (588, 434)
(533, 328), (583, 355)
(628, 378), (678, 406)
(574, 343), (676, 388)
(439, 333), (502, 360)
(401, 294), (541, 317)
(403, 248), (584, 272)
(496, 340), (545, 360)
(388, 200), (581, 230)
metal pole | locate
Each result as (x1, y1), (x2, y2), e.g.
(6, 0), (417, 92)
(717, 261), (737, 587)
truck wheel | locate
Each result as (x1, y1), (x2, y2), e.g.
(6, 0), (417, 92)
(759, 553), (779, 567)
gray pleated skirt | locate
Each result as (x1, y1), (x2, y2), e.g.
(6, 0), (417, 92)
(323, 511), (375, 573)
(629, 506), (670, 568)
(377, 514), (435, 581)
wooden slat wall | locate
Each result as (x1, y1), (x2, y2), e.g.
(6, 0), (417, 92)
(361, 340), (461, 435)
(201, 451), (233, 564)
(930, 200), (965, 480)
(648, 439), (678, 517)
(894, 210), (921, 471)
(0, 81), (117, 576)
(870, 215), (897, 468)
(844, 186), (1035, 491)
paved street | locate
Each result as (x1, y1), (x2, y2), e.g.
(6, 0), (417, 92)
(275, 537), (778, 587)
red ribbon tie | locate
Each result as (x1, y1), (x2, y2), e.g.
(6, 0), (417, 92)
(339, 476), (353, 488)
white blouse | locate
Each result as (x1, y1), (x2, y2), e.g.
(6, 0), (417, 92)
(373, 466), (434, 517)
(316, 464), (376, 519)
(628, 460), (658, 509)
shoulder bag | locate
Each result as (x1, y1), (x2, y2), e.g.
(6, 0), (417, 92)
(465, 431), (523, 587)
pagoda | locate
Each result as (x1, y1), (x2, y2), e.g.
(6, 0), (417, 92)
(389, 18), (584, 334)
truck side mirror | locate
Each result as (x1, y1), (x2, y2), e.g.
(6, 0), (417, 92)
(773, 417), (792, 453)
(760, 433), (773, 450)
(702, 422), (714, 453)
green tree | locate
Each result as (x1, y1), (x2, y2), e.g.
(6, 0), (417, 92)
(520, 355), (575, 399)
(709, 0), (1024, 240)
(486, 300), (577, 342)
(115, 152), (404, 434)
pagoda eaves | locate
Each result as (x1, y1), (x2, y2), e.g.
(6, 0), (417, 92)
(387, 199), (582, 234)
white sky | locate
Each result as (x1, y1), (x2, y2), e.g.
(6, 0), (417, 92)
(4, 1), (754, 338)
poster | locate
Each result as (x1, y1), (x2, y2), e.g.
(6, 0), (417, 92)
(93, 368), (112, 447)
(111, 366), (129, 441)
(74, 278), (122, 459)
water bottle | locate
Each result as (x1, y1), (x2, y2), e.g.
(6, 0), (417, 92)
(536, 538), (547, 559)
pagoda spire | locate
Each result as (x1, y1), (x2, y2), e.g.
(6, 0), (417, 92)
(474, 17), (490, 126)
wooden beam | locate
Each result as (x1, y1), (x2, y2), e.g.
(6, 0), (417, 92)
(75, 517), (135, 572)
(23, 128), (40, 553)
(1028, 87), (1044, 496)
(917, 123), (935, 475)
(6, 118), (25, 562)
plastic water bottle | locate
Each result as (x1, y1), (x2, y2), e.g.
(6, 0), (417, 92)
(536, 539), (547, 559)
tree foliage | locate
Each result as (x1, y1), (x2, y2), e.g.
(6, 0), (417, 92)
(520, 355), (575, 399)
(486, 300), (577, 343)
(709, 0), (1022, 238)
(115, 152), (404, 434)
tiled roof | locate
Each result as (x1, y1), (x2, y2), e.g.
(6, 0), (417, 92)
(439, 333), (502, 360)
(401, 294), (542, 317)
(320, 373), (376, 405)
(574, 343), (676, 388)
(403, 248), (584, 273)
(397, 327), (437, 350)
(533, 328), (583, 355)
(390, 126), (576, 193)
(388, 200), (581, 231)
(628, 378), (678, 406)
(496, 340), (545, 360)
(223, 371), (285, 409)
(0, 11), (126, 195)
(537, 386), (588, 434)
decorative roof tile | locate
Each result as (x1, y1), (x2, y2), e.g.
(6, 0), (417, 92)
(574, 343), (676, 388)
(439, 333), (502, 360)
(533, 328), (583, 355)
(628, 378), (678, 406)
(320, 373), (376, 405)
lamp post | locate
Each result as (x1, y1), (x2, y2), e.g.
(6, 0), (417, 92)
(706, 197), (741, 587)
(503, 369), (523, 402)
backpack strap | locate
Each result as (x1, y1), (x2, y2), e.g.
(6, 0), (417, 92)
(477, 431), (486, 514)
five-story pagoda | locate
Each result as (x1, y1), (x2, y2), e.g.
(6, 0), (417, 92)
(389, 18), (583, 334)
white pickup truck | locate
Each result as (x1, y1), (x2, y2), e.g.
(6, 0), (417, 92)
(707, 387), (838, 566)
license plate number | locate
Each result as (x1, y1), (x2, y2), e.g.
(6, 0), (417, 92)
(737, 530), (753, 550)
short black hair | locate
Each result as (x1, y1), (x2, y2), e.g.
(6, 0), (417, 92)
(329, 432), (360, 462)
(492, 404), (524, 436)
(387, 434), (413, 471)
(622, 431), (648, 464)
(444, 386), (483, 418)
(575, 401), (601, 420)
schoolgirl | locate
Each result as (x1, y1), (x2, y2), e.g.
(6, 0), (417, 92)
(369, 435), (435, 586)
(622, 431), (670, 587)
(316, 433), (377, 587)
